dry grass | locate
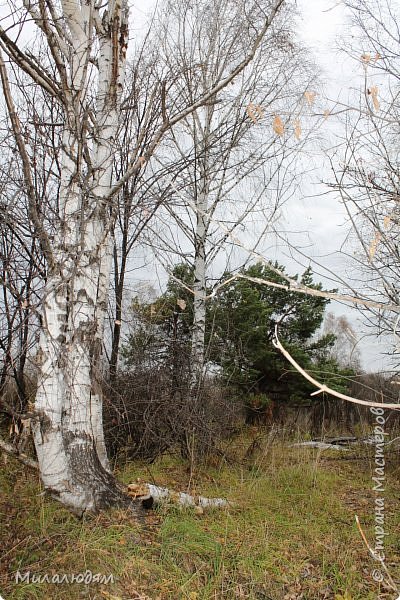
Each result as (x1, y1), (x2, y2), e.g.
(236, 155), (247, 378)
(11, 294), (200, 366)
(0, 432), (399, 599)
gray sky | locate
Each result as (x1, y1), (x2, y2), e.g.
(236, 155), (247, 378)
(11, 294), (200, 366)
(0, 0), (394, 371)
(124, 0), (395, 372)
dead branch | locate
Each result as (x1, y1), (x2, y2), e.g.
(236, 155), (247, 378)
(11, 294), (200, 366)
(273, 326), (400, 410)
(0, 436), (39, 470)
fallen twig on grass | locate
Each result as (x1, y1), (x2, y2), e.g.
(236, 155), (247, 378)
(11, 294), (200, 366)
(127, 482), (230, 510)
(0, 435), (38, 470)
(290, 441), (349, 451)
(355, 515), (400, 597)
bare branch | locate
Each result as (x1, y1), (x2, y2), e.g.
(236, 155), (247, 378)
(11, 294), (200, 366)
(273, 326), (400, 410)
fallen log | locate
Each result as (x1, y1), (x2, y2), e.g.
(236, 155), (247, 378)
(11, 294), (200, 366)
(127, 482), (230, 511)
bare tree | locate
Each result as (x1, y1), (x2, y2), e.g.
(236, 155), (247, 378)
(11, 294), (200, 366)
(142, 0), (314, 388)
(322, 312), (361, 369)
(0, 0), (287, 514)
(329, 0), (400, 366)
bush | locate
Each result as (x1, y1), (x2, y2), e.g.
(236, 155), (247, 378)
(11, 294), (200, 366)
(103, 369), (242, 463)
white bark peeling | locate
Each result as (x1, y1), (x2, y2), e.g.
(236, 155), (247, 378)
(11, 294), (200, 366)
(190, 105), (214, 386)
(32, 0), (129, 513)
(129, 483), (230, 508)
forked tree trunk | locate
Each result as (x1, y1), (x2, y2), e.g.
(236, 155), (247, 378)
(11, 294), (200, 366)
(31, 1), (133, 514)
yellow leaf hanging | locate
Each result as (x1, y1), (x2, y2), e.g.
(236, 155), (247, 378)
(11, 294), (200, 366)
(369, 232), (381, 260)
(368, 86), (380, 111)
(304, 91), (316, 106)
(294, 118), (301, 140)
(383, 214), (392, 229)
(247, 103), (264, 124)
(177, 298), (187, 311)
(273, 115), (284, 136)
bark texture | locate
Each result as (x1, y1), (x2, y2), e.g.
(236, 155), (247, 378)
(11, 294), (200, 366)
(29, 0), (130, 514)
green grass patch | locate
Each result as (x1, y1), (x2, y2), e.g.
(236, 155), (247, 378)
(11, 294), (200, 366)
(1, 441), (399, 599)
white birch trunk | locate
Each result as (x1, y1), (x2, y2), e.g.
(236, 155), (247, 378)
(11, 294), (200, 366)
(190, 104), (213, 388)
(32, 0), (132, 514)
(191, 192), (208, 386)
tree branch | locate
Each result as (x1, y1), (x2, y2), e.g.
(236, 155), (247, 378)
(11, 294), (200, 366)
(0, 436), (39, 470)
(273, 326), (400, 410)
(0, 49), (55, 271)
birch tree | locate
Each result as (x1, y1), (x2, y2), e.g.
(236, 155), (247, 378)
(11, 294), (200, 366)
(0, 0), (287, 514)
(330, 0), (400, 365)
(147, 0), (313, 388)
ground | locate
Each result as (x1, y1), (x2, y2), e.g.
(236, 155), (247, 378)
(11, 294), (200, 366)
(0, 432), (399, 600)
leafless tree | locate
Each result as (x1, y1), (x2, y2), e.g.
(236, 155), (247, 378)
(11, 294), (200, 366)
(329, 0), (400, 367)
(0, 0), (288, 514)
(322, 312), (361, 369)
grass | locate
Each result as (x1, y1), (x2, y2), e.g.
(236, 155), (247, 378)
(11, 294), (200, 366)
(0, 433), (399, 599)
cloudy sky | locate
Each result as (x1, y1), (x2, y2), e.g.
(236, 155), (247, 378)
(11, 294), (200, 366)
(0, 0), (394, 371)
(129, 0), (394, 371)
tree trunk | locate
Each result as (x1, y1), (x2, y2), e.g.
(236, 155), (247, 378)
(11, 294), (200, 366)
(191, 203), (208, 387)
(190, 104), (213, 388)
(31, 2), (130, 514)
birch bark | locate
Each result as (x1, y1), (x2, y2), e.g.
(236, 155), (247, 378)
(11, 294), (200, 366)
(31, 0), (130, 514)
(190, 105), (213, 387)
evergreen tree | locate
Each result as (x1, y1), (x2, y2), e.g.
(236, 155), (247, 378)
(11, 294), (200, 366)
(209, 262), (351, 404)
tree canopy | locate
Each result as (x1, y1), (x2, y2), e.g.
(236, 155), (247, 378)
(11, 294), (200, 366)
(122, 262), (355, 410)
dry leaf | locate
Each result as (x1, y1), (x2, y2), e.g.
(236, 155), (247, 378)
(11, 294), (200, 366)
(304, 90), (316, 106)
(21, 418), (31, 431)
(369, 232), (381, 260)
(177, 298), (186, 310)
(374, 52), (382, 61)
(383, 214), (392, 229)
(361, 53), (371, 64)
(273, 115), (284, 136)
(294, 118), (301, 140)
(368, 85), (380, 111)
(22, 299), (29, 308)
(324, 109), (331, 119)
(150, 305), (156, 317)
(246, 103), (264, 123)
(127, 483), (150, 498)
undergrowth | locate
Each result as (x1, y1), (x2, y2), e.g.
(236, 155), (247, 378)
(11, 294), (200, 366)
(0, 434), (399, 599)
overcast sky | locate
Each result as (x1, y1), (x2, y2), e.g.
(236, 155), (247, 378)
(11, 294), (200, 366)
(0, 0), (394, 371)
(127, 0), (394, 371)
